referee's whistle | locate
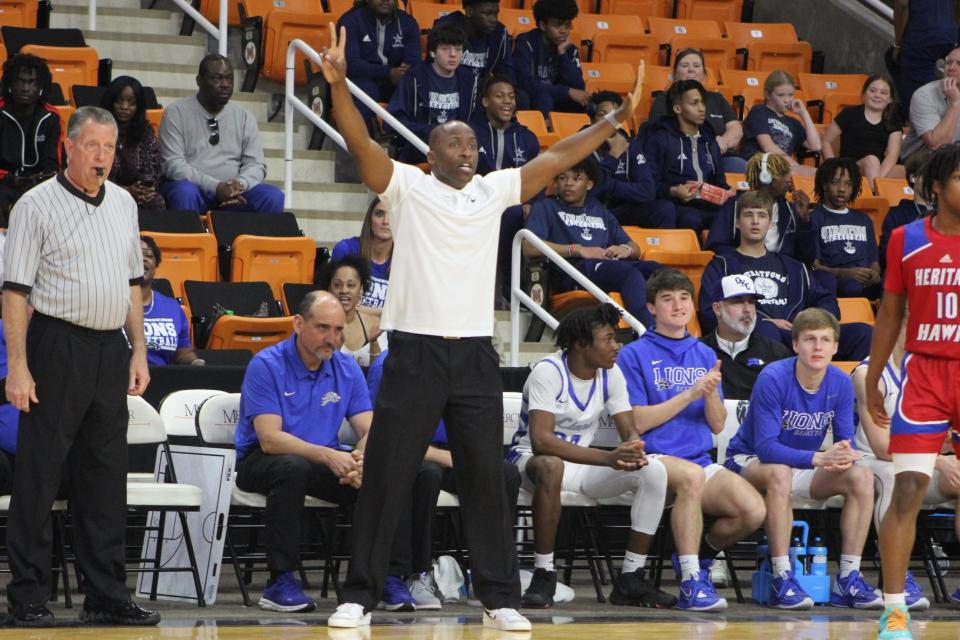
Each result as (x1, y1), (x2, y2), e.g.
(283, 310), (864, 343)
(95, 167), (104, 178)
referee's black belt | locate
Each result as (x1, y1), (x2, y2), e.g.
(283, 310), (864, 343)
(32, 312), (122, 337)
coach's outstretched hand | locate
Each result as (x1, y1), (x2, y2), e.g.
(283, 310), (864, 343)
(320, 24), (348, 86)
(613, 60), (645, 124)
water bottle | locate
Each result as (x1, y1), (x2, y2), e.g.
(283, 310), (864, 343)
(809, 536), (828, 576)
(789, 536), (805, 575)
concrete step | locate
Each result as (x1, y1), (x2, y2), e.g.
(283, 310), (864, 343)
(258, 121), (313, 151)
(293, 208), (366, 246)
(53, 5), (180, 35)
(154, 87), (276, 122)
(86, 32), (207, 66)
(264, 149), (334, 183)
(57, 0), (142, 10)
(272, 179), (369, 212)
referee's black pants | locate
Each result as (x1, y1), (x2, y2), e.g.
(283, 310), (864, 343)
(8, 314), (130, 606)
(340, 332), (521, 610)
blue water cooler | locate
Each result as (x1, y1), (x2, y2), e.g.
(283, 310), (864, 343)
(752, 521), (831, 604)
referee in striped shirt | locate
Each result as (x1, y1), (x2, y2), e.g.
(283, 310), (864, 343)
(1, 106), (159, 627)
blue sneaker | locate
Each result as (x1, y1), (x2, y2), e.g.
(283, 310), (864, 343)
(670, 552), (715, 578)
(677, 569), (727, 611)
(830, 570), (883, 609)
(877, 604), (911, 640)
(258, 572), (316, 612)
(950, 586), (960, 606)
(380, 575), (416, 611)
(769, 570), (814, 610)
(904, 571), (930, 611)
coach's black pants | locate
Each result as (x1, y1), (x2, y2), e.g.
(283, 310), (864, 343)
(8, 314), (130, 606)
(341, 332), (521, 610)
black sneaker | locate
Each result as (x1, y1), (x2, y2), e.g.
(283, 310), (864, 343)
(609, 568), (678, 609)
(7, 602), (55, 627)
(521, 568), (556, 608)
(79, 599), (161, 626)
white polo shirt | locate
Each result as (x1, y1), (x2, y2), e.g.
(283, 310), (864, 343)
(378, 160), (522, 337)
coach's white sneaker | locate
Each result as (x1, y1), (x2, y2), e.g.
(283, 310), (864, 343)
(328, 603), (371, 628)
(482, 608), (531, 631)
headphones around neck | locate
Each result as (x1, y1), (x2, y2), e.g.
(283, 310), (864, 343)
(758, 152), (772, 185)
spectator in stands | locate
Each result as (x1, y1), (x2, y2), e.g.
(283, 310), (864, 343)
(159, 54), (284, 213)
(471, 75), (540, 175)
(139, 236), (203, 366)
(318, 256), (385, 367)
(644, 80), (734, 234)
(0, 53), (60, 224)
(234, 291), (371, 613)
(337, 0), (422, 133)
(901, 47), (960, 160)
(700, 273), (791, 401)
(101, 76), (165, 210)
(523, 157), (659, 328)
(809, 158), (882, 299)
(368, 348), (522, 610)
(879, 150), (931, 272)
(725, 308), (880, 611)
(821, 75), (905, 190)
(618, 269), (766, 612)
(513, 0), (586, 116)
(332, 198), (392, 311)
(589, 91), (677, 228)
(889, 0), (958, 114)
(852, 321), (940, 612)
(433, 0), (513, 80)
(648, 48), (745, 173)
(508, 304), (676, 609)
(706, 152), (814, 262)
(699, 190), (873, 362)
(740, 70), (820, 177)
(388, 22), (479, 163)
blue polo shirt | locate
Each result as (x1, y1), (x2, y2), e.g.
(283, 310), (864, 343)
(234, 335), (373, 460)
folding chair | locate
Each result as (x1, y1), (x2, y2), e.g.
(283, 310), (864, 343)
(126, 395), (206, 606)
(141, 232), (219, 300)
(158, 389), (228, 439)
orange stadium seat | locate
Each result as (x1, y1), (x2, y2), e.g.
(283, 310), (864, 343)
(574, 13), (649, 63)
(581, 62), (635, 94)
(821, 91), (862, 125)
(549, 111), (590, 138)
(727, 172), (750, 190)
(230, 235), (316, 301)
(838, 297), (875, 325)
(261, 10), (336, 84)
(875, 177), (914, 205)
(669, 35), (736, 71)
(723, 22), (813, 76)
(21, 44), (97, 105)
(676, 0), (743, 22)
(622, 227), (713, 302)
(597, 0), (670, 19)
(497, 8), (535, 37)
(326, 0), (354, 19)
(647, 16), (723, 66)
(142, 232), (219, 300)
(516, 110), (558, 148)
(832, 361), (859, 376)
(198, 0), (241, 28)
(550, 291), (630, 329)
(205, 316), (294, 354)
(718, 67), (769, 116)
(410, 1), (454, 32)
(589, 32), (661, 65)
(146, 108), (163, 138)
(799, 72), (868, 122)
(55, 104), (74, 138)
(854, 196), (889, 242)
(632, 64), (672, 129)
(0, 0), (37, 28)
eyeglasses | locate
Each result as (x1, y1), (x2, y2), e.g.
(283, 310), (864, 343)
(207, 117), (219, 146)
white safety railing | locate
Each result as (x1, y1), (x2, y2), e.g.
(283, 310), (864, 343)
(858, 0), (893, 20)
(94, 0), (229, 54)
(283, 38), (429, 208)
(509, 229), (646, 367)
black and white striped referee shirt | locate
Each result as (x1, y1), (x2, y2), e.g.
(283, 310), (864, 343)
(2, 173), (144, 331)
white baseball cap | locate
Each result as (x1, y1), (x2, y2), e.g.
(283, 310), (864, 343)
(720, 274), (760, 301)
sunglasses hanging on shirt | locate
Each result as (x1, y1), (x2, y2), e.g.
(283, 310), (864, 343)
(207, 117), (220, 146)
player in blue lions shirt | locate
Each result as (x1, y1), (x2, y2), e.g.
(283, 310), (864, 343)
(724, 308), (879, 610)
(809, 158), (882, 299)
(524, 157), (660, 328)
(234, 291), (374, 614)
(139, 236), (202, 366)
(618, 268), (765, 612)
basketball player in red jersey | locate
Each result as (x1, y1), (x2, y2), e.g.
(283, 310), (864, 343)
(869, 144), (960, 640)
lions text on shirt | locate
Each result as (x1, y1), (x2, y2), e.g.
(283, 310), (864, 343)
(738, 252), (789, 316)
(507, 351), (632, 461)
(429, 74), (460, 125)
(143, 291), (191, 366)
(812, 205), (878, 268)
(378, 161), (522, 337)
(617, 330), (722, 466)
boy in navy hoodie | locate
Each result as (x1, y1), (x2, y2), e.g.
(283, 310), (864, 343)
(387, 22), (479, 163)
(338, 0), (422, 132)
(644, 79), (733, 235)
(809, 158), (882, 299)
(513, 0), (586, 115)
(699, 190), (873, 362)
(471, 75), (540, 175)
(725, 308), (879, 610)
(879, 150), (931, 273)
(589, 91), (677, 228)
(433, 0), (513, 81)
(523, 157), (659, 328)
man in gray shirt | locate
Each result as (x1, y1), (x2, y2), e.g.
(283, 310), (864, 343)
(901, 47), (960, 160)
(159, 54), (284, 213)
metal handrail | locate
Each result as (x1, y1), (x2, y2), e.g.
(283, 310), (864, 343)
(110, 0), (229, 56)
(282, 38), (429, 208)
(857, 0), (893, 21)
(509, 229), (646, 367)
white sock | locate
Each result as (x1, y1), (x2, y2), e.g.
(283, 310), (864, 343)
(883, 592), (906, 606)
(771, 555), (792, 578)
(839, 554), (861, 579)
(622, 551), (646, 574)
(679, 554), (700, 581)
(534, 552), (555, 572)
